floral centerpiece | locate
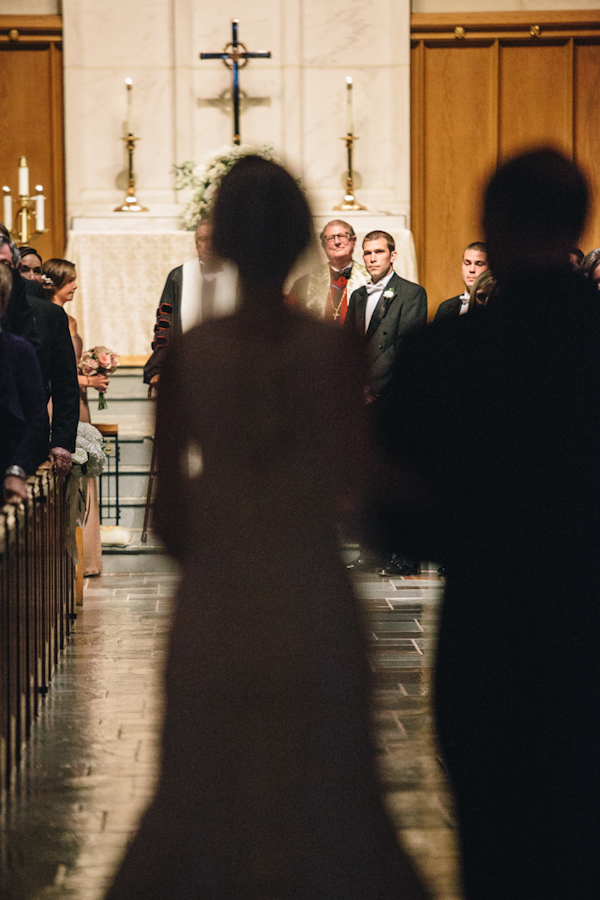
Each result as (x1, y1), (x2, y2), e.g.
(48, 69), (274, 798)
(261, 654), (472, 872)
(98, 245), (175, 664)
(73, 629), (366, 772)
(174, 144), (284, 230)
(78, 346), (119, 410)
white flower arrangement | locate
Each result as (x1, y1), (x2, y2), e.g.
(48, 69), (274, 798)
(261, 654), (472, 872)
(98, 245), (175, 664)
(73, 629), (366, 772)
(173, 143), (284, 230)
(72, 422), (107, 478)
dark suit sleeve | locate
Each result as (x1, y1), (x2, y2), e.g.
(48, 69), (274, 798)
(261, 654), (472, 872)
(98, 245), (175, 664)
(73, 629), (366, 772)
(143, 269), (180, 384)
(3, 271), (40, 351)
(7, 338), (50, 474)
(48, 306), (80, 453)
(397, 283), (427, 338)
(434, 296), (460, 322)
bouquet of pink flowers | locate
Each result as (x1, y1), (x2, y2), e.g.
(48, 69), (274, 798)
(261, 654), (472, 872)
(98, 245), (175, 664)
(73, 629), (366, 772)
(79, 346), (119, 409)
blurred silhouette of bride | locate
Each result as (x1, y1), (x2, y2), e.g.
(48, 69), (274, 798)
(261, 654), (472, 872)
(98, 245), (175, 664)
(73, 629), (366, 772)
(106, 156), (431, 900)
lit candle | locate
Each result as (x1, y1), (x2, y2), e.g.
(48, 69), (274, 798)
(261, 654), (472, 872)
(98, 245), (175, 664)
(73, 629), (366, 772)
(346, 77), (353, 136)
(18, 157), (29, 197)
(35, 186), (45, 232)
(125, 78), (133, 134)
(3, 187), (12, 228)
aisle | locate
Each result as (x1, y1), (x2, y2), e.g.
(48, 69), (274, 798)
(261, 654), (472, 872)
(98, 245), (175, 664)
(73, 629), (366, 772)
(0, 570), (460, 900)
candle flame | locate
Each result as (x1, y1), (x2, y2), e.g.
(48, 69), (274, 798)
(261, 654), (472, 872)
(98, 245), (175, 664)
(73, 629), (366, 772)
(346, 76), (353, 85)
(125, 78), (133, 87)
(36, 185), (43, 192)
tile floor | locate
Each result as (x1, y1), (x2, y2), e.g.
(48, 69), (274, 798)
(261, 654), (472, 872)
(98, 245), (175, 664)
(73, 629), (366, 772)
(0, 569), (462, 900)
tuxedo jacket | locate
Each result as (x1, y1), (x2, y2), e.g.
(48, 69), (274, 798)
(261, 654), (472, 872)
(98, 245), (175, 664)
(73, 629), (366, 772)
(27, 292), (80, 453)
(345, 271), (427, 396)
(289, 259), (369, 318)
(434, 294), (464, 322)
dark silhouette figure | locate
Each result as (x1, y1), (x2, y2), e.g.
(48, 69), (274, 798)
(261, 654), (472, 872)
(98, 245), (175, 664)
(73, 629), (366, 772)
(370, 149), (600, 899)
(105, 157), (431, 900)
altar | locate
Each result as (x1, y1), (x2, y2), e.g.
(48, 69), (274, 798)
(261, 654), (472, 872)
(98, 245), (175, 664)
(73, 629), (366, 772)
(66, 212), (418, 361)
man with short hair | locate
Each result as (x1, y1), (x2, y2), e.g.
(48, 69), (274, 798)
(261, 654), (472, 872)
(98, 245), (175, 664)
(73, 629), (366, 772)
(288, 219), (368, 324)
(143, 219), (237, 385)
(345, 230), (427, 576)
(345, 230), (427, 399)
(434, 242), (488, 321)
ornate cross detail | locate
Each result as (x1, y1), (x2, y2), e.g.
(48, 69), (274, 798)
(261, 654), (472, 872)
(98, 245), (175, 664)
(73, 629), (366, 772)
(200, 19), (271, 145)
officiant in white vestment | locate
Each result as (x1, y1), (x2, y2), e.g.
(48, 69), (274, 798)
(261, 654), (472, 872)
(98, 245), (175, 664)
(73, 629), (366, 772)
(143, 220), (238, 384)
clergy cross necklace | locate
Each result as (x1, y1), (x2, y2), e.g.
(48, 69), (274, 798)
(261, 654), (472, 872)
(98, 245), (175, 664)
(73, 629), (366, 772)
(200, 19), (271, 145)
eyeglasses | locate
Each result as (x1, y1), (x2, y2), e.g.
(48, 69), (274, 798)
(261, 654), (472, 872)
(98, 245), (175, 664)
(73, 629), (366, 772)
(323, 232), (353, 244)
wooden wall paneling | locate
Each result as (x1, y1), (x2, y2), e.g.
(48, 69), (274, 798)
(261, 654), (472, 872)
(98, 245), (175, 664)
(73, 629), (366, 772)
(0, 19), (64, 261)
(420, 42), (497, 315)
(410, 41), (425, 276)
(574, 42), (600, 252)
(498, 41), (573, 162)
(49, 41), (66, 257)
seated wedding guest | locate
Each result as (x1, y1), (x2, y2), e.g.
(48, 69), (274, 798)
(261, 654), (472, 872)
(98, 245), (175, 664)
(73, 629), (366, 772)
(288, 219), (369, 323)
(42, 258), (107, 576)
(143, 218), (237, 386)
(0, 264), (49, 504)
(105, 156), (432, 900)
(580, 247), (600, 288)
(434, 242), (488, 321)
(19, 246), (43, 282)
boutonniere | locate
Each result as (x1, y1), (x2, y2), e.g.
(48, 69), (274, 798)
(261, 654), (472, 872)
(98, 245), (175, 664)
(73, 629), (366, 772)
(383, 289), (395, 300)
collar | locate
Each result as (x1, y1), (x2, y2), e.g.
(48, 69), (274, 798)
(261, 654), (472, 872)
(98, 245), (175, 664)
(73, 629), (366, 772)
(330, 263), (353, 279)
(368, 269), (395, 291)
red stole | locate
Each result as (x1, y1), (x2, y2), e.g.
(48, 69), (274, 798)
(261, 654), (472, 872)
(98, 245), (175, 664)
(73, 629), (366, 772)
(325, 266), (350, 324)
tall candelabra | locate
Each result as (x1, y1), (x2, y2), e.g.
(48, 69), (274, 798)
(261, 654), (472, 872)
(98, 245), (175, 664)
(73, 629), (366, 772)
(2, 157), (47, 243)
(334, 77), (366, 211)
(334, 134), (367, 211)
(114, 133), (148, 212)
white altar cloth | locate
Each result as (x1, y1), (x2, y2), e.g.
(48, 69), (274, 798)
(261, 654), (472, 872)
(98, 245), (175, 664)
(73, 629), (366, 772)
(66, 230), (196, 360)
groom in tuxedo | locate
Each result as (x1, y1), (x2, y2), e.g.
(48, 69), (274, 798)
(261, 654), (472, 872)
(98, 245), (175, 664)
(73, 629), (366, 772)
(345, 230), (427, 576)
(345, 230), (427, 401)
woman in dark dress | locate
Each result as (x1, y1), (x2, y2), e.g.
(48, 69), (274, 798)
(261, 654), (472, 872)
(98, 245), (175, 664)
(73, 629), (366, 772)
(105, 157), (431, 900)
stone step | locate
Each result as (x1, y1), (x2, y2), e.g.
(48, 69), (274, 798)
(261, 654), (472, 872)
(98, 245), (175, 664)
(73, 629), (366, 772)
(100, 500), (150, 530)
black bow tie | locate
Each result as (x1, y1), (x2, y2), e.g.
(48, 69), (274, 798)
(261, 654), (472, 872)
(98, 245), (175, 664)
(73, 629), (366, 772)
(332, 264), (352, 279)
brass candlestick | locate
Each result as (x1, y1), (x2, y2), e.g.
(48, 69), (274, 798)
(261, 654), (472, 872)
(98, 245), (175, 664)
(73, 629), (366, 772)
(334, 134), (367, 211)
(3, 156), (48, 243)
(114, 134), (148, 212)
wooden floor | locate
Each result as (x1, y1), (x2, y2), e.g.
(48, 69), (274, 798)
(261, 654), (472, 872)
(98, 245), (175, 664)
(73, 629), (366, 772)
(0, 568), (461, 900)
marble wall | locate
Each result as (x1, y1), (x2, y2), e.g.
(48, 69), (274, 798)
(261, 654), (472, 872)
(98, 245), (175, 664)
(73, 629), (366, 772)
(412, 1), (600, 10)
(63, 0), (412, 226)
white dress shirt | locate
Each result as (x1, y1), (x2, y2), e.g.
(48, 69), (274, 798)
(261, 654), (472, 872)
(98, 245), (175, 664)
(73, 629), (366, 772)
(365, 270), (395, 333)
(459, 289), (470, 315)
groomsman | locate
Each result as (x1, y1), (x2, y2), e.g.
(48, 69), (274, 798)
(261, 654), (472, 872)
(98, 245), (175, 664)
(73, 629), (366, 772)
(434, 242), (488, 321)
(288, 219), (368, 324)
(345, 230), (427, 576)
(345, 230), (427, 400)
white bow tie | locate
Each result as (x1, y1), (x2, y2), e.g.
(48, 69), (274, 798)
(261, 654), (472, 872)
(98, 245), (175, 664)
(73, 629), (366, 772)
(366, 281), (385, 295)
